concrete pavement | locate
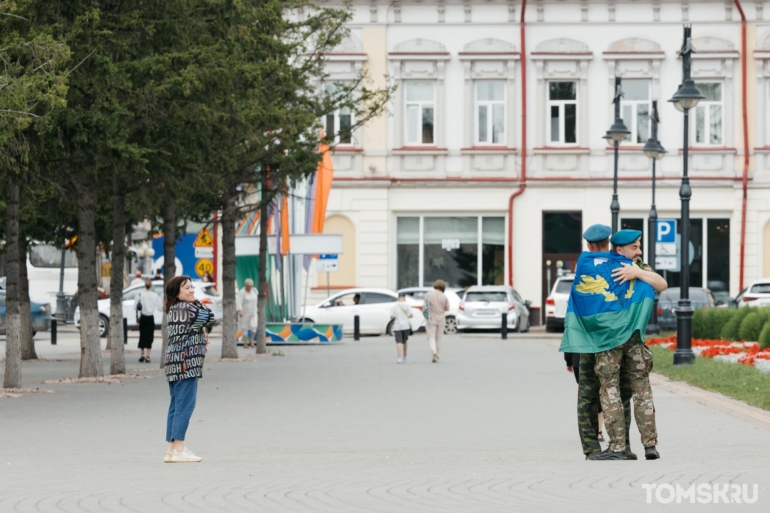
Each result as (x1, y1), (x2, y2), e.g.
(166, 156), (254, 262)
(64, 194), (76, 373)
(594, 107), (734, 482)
(1, 327), (769, 512)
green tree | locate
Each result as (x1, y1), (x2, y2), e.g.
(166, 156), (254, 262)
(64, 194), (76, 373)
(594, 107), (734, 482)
(186, 0), (393, 356)
(1, 0), (70, 388)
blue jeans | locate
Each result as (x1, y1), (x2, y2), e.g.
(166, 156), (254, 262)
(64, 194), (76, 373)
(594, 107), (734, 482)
(166, 377), (198, 442)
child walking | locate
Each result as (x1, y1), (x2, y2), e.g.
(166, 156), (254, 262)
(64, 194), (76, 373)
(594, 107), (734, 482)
(390, 293), (413, 363)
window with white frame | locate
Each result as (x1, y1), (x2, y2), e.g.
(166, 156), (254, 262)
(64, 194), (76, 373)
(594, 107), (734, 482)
(405, 81), (435, 145)
(547, 82), (577, 145)
(475, 81), (505, 145)
(694, 83), (722, 146)
(324, 83), (354, 145)
(620, 80), (650, 144)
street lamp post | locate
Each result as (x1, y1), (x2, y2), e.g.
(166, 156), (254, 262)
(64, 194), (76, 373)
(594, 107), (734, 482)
(641, 101), (666, 335)
(604, 76), (631, 233)
(668, 25), (704, 366)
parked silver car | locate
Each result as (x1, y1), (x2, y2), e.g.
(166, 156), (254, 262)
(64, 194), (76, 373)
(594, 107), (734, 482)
(456, 285), (531, 332)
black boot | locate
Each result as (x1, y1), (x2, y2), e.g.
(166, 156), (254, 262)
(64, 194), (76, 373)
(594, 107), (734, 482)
(588, 448), (627, 461)
(585, 450), (602, 460)
(645, 446), (660, 460)
(625, 445), (638, 460)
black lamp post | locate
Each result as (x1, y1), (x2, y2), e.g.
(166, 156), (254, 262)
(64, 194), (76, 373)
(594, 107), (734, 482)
(604, 76), (631, 233)
(668, 25), (704, 366)
(641, 101), (666, 335)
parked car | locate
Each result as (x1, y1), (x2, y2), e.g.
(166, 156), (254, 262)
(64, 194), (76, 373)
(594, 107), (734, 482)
(545, 274), (575, 332)
(456, 285), (531, 332)
(738, 279), (770, 307)
(0, 290), (52, 336)
(657, 287), (716, 329)
(74, 280), (222, 337)
(707, 280), (737, 308)
(397, 287), (464, 334)
(300, 288), (423, 336)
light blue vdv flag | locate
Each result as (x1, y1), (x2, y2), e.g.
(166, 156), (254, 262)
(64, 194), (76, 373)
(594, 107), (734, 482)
(558, 251), (655, 354)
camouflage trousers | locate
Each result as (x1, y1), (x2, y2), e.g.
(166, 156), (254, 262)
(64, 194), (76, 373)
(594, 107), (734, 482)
(577, 353), (632, 456)
(595, 331), (658, 452)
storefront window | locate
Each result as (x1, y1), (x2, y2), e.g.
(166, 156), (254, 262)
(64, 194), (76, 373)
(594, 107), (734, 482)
(665, 218), (703, 289)
(397, 217), (419, 290)
(423, 217), (478, 288)
(707, 219), (730, 292)
(482, 217), (505, 285)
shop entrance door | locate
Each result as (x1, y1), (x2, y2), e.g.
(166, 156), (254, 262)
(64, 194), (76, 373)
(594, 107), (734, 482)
(542, 212), (583, 325)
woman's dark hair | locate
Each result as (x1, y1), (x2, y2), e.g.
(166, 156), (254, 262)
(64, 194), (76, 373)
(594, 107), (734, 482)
(145, 278), (153, 290)
(164, 275), (192, 313)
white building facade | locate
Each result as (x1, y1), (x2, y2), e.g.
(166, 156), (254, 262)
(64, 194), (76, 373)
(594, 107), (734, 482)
(307, 0), (770, 320)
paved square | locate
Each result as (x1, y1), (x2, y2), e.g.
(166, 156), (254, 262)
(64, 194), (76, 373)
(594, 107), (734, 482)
(1, 328), (769, 512)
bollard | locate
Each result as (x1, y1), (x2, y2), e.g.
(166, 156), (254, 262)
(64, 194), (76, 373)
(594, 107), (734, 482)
(354, 315), (360, 341)
(501, 312), (508, 340)
(123, 317), (128, 345)
(51, 318), (57, 345)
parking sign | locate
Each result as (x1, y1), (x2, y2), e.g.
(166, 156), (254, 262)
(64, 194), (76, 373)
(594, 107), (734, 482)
(656, 220), (676, 243)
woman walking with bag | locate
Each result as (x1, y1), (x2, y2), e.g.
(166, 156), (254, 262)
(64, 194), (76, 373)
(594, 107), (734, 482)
(136, 279), (162, 363)
(423, 280), (449, 363)
(163, 275), (215, 463)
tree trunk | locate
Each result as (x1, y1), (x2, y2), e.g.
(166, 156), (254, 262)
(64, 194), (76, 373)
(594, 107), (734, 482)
(4, 173), (22, 388)
(19, 237), (37, 360)
(75, 176), (104, 377)
(160, 192), (176, 368)
(109, 171), (126, 374)
(255, 175), (269, 354)
(220, 192), (238, 358)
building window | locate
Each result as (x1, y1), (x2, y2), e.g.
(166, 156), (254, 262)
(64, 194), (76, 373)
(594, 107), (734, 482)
(482, 217), (505, 285)
(620, 80), (650, 144)
(396, 215), (505, 289)
(475, 81), (505, 145)
(324, 83), (354, 145)
(397, 217), (420, 290)
(405, 81), (435, 145)
(547, 82), (577, 145)
(694, 83), (722, 146)
(707, 219), (730, 294)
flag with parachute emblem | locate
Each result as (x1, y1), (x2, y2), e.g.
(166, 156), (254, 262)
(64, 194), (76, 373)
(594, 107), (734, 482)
(558, 251), (655, 354)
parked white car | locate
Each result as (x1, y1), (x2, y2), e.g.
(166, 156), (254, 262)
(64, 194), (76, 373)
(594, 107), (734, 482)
(545, 274), (575, 332)
(738, 279), (770, 307)
(456, 285), (531, 332)
(301, 288), (423, 336)
(398, 287), (464, 334)
(75, 280), (222, 337)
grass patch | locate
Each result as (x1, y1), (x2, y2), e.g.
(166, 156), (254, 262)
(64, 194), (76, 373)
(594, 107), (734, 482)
(651, 346), (770, 411)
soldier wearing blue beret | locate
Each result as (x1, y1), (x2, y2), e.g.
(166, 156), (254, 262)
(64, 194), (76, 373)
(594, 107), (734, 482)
(590, 229), (668, 461)
(567, 224), (635, 460)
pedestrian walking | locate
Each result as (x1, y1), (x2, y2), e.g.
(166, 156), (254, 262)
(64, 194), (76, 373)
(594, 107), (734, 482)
(130, 270), (144, 287)
(136, 279), (162, 363)
(590, 229), (666, 461)
(163, 275), (215, 463)
(390, 293), (413, 363)
(236, 278), (258, 348)
(572, 224), (634, 459)
(153, 269), (163, 280)
(423, 279), (449, 363)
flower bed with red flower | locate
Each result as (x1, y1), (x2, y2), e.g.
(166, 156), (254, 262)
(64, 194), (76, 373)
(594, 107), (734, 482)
(646, 336), (770, 367)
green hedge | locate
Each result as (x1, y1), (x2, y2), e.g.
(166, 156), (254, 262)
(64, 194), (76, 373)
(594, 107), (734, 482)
(689, 307), (770, 342)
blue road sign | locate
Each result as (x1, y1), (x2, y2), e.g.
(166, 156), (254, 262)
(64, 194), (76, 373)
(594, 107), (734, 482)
(656, 220), (677, 243)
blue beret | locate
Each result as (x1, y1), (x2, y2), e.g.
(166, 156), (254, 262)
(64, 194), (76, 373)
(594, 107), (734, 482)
(582, 224), (612, 243)
(611, 229), (642, 246)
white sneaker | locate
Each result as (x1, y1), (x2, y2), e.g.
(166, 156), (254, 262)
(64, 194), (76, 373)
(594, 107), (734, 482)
(397, 357), (403, 364)
(170, 447), (202, 463)
(164, 450), (172, 463)
(403, 355), (408, 362)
